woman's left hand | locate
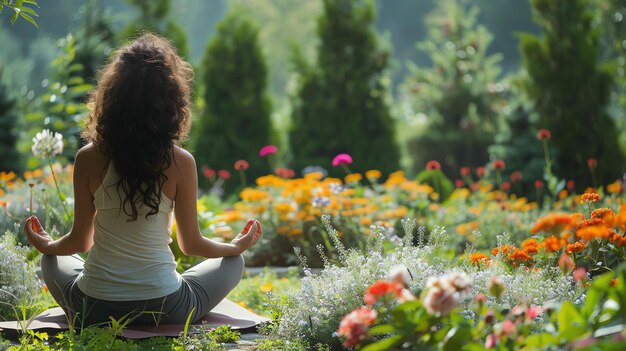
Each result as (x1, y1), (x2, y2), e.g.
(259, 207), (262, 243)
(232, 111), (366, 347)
(24, 216), (53, 254)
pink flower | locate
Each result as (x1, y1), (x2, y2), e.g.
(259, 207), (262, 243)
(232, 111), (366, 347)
(587, 158), (597, 169)
(426, 160), (441, 171)
(573, 267), (587, 283)
(259, 145), (277, 157)
(234, 160), (249, 171)
(337, 307), (377, 348)
(274, 167), (295, 179)
(475, 167), (486, 177)
(485, 333), (497, 349)
(537, 129), (551, 140)
(526, 305), (543, 320)
(423, 284), (458, 316)
(492, 160), (506, 170)
(455, 179), (464, 188)
(332, 153), (353, 167)
(423, 272), (472, 316)
(388, 266), (411, 287)
(460, 167), (471, 176)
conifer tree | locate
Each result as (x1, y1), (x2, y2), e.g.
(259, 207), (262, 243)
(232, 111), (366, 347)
(519, 0), (625, 188)
(0, 69), (20, 172)
(402, 0), (503, 176)
(193, 11), (272, 193)
(289, 0), (399, 176)
(120, 0), (189, 58)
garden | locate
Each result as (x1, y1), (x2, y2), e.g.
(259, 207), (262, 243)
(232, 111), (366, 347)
(2, 0), (626, 350)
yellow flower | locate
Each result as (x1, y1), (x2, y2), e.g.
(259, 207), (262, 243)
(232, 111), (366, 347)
(260, 282), (274, 293)
(344, 173), (363, 183)
(240, 188), (271, 202)
(213, 226), (234, 238)
(274, 202), (296, 214)
(607, 180), (622, 194)
(304, 172), (324, 180)
(197, 201), (207, 213)
(365, 169), (382, 180)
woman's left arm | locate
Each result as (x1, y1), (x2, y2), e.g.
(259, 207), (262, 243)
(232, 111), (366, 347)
(24, 148), (96, 255)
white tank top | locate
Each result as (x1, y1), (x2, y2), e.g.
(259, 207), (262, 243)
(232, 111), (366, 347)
(76, 162), (182, 301)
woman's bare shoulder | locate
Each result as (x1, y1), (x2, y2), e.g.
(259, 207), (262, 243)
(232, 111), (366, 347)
(76, 143), (107, 166)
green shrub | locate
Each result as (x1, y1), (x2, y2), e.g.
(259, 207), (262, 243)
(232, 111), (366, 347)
(289, 0), (399, 177)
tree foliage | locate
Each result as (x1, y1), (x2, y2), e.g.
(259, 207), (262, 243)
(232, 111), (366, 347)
(193, 10), (272, 193)
(519, 0), (625, 188)
(402, 0), (504, 176)
(0, 0), (39, 27)
(119, 0), (189, 58)
(289, 0), (399, 176)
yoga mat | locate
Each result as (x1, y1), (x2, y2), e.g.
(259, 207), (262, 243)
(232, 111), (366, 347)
(0, 299), (270, 340)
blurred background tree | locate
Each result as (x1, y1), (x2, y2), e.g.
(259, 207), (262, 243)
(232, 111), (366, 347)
(0, 69), (21, 173)
(519, 0), (625, 189)
(289, 0), (399, 176)
(119, 0), (189, 58)
(193, 9), (272, 194)
(401, 0), (504, 176)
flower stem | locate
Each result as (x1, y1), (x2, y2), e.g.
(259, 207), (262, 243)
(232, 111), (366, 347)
(48, 156), (70, 219)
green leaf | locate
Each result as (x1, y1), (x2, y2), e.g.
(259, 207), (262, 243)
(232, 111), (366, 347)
(19, 5), (37, 16)
(69, 84), (92, 95)
(524, 333), (558, 348)
(68, 63), (84, 73)
(18, 11), (38, 27)
(10, 8), (19, 24)
(582, 272), (613, 319)
(361, 335), (404, 351)
(558, 301), (588, 341)
(369, 324), (395, 336)
(443, 325), (471, 351)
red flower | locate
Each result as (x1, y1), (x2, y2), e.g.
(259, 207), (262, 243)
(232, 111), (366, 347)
(567, 180), (575, 191)
(275, 167), (295, 179)
(537, 129), (551, 140)
(492, 160), (505, 170)
(455, 179), (464, 188)
(337, 307), (377, 348)
(426, 160), (441, 171)
(234, 160), (249, 171)
(332, 153), (353, 167)
(500, 181), (511, 191)
(460, 167), (471, 176)
(475, 167), (486, 177)
(510, 171), (522, 183)
(218, 169), (231, 180)
(201, 165), (216, 179)
(534, 180), (544, 189)
(587, 158), (597, 169)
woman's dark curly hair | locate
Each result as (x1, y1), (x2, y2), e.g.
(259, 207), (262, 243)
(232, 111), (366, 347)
(82, 33), (193, 221)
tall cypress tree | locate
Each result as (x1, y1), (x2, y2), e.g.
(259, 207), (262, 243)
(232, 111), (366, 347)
(289, 0), (399, 176)
(194, 11), (272, 192)
(402, 0), (503, 176)
(520, 0), (625, 188)
(0, 69), (20, 172)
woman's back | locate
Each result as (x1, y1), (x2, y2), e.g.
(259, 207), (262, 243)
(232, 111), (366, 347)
(76, 145), (182, 301)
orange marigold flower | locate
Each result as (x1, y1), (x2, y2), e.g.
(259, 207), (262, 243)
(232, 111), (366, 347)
(522, 239), (540, 254)
(531, 213), (572, 234)
(542, 235), (564, 253)
(591, 208), (615, 219)
(508, 249), (533, 265)
(576, 218), (605, 229)
(492, 244), (515, 256)
(470, 253), (490, 265)
(580, 192), (600, 204)
(566, 241), (587, 254)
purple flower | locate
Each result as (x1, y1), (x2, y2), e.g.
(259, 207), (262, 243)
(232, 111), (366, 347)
(332, 153), (353, 167)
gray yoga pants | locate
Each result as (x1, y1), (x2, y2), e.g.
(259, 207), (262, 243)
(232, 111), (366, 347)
(40, 254), (245, 327)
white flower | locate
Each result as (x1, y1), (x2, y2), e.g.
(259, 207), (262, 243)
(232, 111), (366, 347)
(31, 129), (63, 159)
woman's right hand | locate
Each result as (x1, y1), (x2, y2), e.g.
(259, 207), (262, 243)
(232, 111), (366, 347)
(24, 216), (54, 254)
(230, 219), (263, 254)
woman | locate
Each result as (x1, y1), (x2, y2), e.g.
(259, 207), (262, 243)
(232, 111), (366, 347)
(23, 33), (262, 326)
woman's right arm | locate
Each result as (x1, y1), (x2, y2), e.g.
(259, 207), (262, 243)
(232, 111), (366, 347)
(173, 148), (261, 258)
